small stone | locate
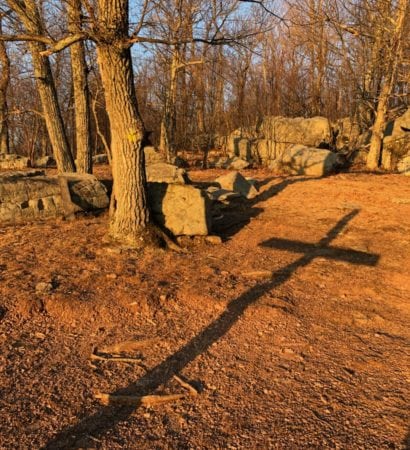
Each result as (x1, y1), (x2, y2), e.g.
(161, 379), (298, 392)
(106, 273), (117, 280)
(34, 332), (46, 340)
(205, 235), (223, 245)
(35, 282), (53, 293)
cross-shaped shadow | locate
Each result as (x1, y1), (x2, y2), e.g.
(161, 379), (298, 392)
(45, 209), (379, 449)
(260, 209), (378, 266)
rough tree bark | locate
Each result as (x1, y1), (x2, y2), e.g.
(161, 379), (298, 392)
(96, 0), (154, 247)
(366, 0), (408, 170)
(0, 16), (10, 154)
(68, 0), (92, 173)
(7, 0), (75, 172)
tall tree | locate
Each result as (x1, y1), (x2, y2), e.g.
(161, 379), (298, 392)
(6, 0), (75, 171)
(95, 0), (154, 247)
(68, 0), (92, 173)
(0, 13), (10, 154)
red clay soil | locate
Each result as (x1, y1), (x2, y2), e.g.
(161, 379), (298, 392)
(0, 169), (409, 449)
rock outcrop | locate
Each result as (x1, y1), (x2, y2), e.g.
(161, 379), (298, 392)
(148, 183), (211, 236)
(272, 145), (340, 177)
(0, 154), (31, 170)
(0, 171), (109, 225)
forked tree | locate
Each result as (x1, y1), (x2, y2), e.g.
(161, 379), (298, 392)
(5, 0), (76, 172)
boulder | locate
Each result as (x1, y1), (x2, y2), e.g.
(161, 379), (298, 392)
(0, 171), (62, 224)
(0, 154), (31, 170)
(148, 183), (211, 236)
(397, 156), (410, 176)
(58, 173), (110, 212)
(227, 157), (250, 170)
(145, 162), (189, 184)
(92, 154), (109, 165)
(206, 186), (241, 202)
(259, 116), (332, 153)
(215, 171), (258, 199)
(0, 171), (109, 225)
(385, 108), (410, 139)
(34, 155), (56, 168)
(144, 146), (165, 165)
(276, 145), (339, 176)
(237, 138), (251, 161)
(212, 156), (249, 170)
(251, 139), (277, 165)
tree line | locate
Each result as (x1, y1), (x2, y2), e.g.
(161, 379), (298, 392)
(0, 0), (409, 246)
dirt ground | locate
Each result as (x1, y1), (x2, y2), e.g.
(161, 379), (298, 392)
(0, 168), (409, 449)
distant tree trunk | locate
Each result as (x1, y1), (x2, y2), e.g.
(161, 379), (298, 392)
(160, 46), (180, 162)
(96, 0), (153, 247)
(0, 17), (10, 155)
(68, 0), (92, 173)
(7, 0), (75, 172)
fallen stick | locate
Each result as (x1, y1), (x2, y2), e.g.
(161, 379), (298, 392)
(90, 353), (143, 364)
(242, 270), (272, 279)
(95, 392), (187, 407)
(173, 375), (198, 396)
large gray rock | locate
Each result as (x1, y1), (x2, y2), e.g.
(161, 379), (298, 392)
(144, 146), (165, 165)
(275, 145), (339, 176)
(148, 183), (211, 236)
(34, 155), (56, 168)
(237, 138), (251, 161)
(397, 156), (410, 176)
(59, 173), (110, 212)
(215, 171), (258, 199)
(0, 171), (62, 224)
(385, 108), (410, 139)
(0, 171), (109, 225)
(145, 162), (189, 184)
(251, 139), (276, 164)
(260, 116), (332, 150)
(0, 154), (31, 170)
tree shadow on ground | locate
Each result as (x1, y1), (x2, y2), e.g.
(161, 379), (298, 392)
(212, 175), (322, 240)
(404, 430), (410, 450)
(45, 209), (379, 449)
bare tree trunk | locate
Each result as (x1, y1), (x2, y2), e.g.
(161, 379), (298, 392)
(96, 0), (153, 247)
(160, 46), (179, 162)
(0, 17), (10, 154)
(7, 0), (75, 172)
(366, 82), (389, 170)
(68, 0), (92, 173)
(366, 0), (408, 170)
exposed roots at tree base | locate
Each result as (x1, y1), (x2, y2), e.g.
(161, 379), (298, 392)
(108, 223), (187, 253)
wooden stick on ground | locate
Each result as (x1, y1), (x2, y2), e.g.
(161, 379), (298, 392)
(173, 375), (198, 396)
(95, 392), (187, 407)
(90, 353), (143, 364)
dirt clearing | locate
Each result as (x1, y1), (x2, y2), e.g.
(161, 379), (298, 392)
(0, 170), (409, 449)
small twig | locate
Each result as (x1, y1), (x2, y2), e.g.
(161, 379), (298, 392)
(173, 375), (199, 396)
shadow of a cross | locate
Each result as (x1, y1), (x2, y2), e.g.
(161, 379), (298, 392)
(45, 209), (380, 449)
(260, 209), (379, 267)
